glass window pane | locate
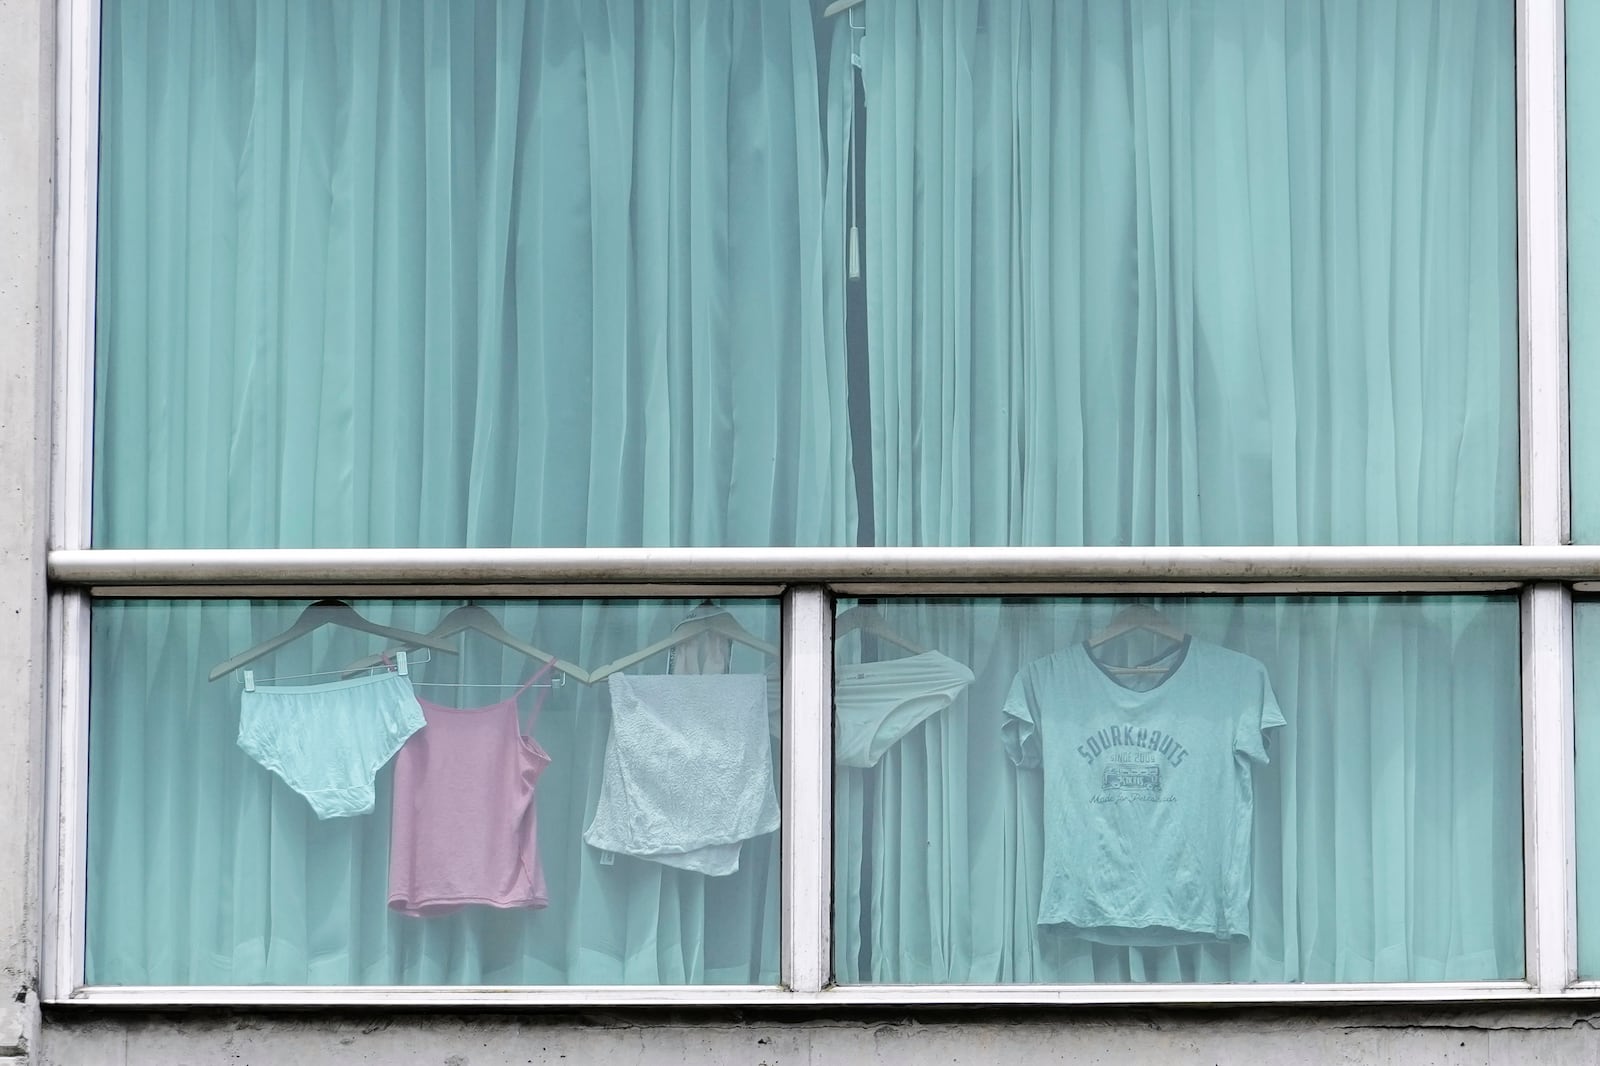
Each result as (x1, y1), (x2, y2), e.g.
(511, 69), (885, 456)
(94, 0), (848, 550)
(1573, 0), (1600, 542)
(838, 1), (1516, 548)
(832, 596), (1523, 983)
(88, 598), (781, 986)
(95, 0), (1515, 550)
(1575, 600), (1600, 976)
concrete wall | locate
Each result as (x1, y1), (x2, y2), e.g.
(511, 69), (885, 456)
(32, 1007), (1600, 1065)
(0, 0), (53, 1062)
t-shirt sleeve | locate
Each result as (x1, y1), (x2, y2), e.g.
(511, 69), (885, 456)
(1234, 661), (1287, 765)
(1001, 669), (1041, 769)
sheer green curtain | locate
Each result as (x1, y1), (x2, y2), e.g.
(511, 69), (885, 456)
(1577, 603), (1600, 977)
(90, 598), (783, 986)
(90, 0), (834, 985)
(1574, 0), (1600, 542)
(95, 0), (851, 551)
(845, 0), (1515, 549)
(830, 0), (1520, 984)
(834, 597), (1522, 984)
(92, 0), (1523, 989)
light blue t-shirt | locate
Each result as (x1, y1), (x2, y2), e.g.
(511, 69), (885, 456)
(1002, 636), (1286, 946)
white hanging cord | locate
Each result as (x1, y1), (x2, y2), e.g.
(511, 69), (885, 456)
(846, 9), (865, 281)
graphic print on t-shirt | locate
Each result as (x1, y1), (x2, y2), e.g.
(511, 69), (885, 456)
(1098, 752), (1163, 802)
(1079, 724), (1186, 804)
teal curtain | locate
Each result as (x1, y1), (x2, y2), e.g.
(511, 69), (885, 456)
(90, 0), (834, 985)
(834, 597), (1522, 984)
(1573, 0), (1600, 542)
(90, 598), (783, 986)
(95, 0), (852, 551)
(91, 0), (1524, 988)
(843, 0), (1516, 549)
(829, 0), (1520, 984)
(1576, 603), (1600, 977)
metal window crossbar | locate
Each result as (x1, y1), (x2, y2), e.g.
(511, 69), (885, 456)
(45, 545), (1600, 590)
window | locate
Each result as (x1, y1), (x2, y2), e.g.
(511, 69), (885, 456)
(49, 0), (1580, 1006)
(833, 596), (1523, 984)
(1571, 0), (1600, 543)
(1575, 601), (1600, 978)
(87, 598), (783, 987)
(93, 0), (1516, 553)
(1573, 0), (1600, 986)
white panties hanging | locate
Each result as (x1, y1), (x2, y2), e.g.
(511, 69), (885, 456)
(834, 650), (975, 768)
(236, 671), (424, 819)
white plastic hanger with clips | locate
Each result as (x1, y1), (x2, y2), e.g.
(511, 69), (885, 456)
(209, 599), (457, 685)
(342, 603), (588, 684)
(243, 648), (429, 693)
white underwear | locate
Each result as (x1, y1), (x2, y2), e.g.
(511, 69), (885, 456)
(834, 650), (975, 767)
(236, 671), (424, 819)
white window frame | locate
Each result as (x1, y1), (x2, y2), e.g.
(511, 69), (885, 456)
(41, 0), (1589, 1008)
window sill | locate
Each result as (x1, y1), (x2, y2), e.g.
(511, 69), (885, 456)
(51, 981), (1548, 1009)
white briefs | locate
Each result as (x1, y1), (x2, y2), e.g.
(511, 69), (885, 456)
(833, 650), (975, 767)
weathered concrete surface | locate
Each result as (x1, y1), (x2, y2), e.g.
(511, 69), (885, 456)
(34, 1008), (1600, 1066)
(0, 0), (52, 1061)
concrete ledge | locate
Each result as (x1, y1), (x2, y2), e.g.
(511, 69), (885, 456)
(34, 1005), (1600, 1066)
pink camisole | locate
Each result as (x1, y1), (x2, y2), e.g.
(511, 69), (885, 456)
(387, 661), (556, 917)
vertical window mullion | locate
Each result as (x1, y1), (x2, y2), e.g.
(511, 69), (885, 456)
(1524, 583), (1576, 991)
(45, 591), (91, 1000)
(54, 0), (99, 557)
(1518, 0), (1572, 993)
(1519, 0), (1570, 548)
(781, 585), (832, 994)
(49, 0), (101, 1003)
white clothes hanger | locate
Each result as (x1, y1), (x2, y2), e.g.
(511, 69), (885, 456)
(342, 603), (588, 683)
(833, 604), (927, 655)
(588, 602), (778, 684)
(208, 599), (457, 683)
(1085, 603), (1189, 676)
(243, 648), (432, 692)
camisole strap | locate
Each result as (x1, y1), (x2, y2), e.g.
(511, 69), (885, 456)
(517, 657), (562, 728)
